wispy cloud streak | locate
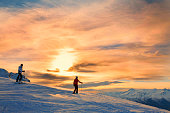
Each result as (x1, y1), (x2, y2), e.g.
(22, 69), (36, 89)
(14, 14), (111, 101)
(0, 0), (169, 86)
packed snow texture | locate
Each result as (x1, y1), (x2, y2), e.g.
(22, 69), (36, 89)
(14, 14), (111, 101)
(0, 68), (169, 113)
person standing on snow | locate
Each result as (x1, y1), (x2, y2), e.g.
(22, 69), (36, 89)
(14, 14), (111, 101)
(73, 76), (83, 94)
(16, 64), (25, 83)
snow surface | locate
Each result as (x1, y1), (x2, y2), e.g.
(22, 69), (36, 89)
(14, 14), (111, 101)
(0, 68), (9, 78)
(0, 68), (169, 113)
(0, 77), (169, 113)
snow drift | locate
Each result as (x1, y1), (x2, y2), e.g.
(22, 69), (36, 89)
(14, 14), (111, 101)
(0, 68), (30, 82)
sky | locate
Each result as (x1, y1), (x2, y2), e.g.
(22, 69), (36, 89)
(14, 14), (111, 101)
(0, 0), (170, 89)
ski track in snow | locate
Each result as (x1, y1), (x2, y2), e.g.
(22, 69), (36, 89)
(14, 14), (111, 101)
(0, 77), (169, 113)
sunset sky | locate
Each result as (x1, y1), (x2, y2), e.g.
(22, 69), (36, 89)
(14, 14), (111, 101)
(0, 0), (170, 89)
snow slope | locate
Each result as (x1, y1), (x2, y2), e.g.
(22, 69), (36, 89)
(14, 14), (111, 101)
(0, 77), (169, 113)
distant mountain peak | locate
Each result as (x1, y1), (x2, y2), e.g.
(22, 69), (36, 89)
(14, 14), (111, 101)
(102, 88), (170, 111)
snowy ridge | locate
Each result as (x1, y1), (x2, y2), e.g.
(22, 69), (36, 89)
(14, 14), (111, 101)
(102, 88), (170, 111)
(0, 68), (169, 112)
(117, 88), (170, 101)
(0, 78), (169, 112)
(0, 68), (9, 78)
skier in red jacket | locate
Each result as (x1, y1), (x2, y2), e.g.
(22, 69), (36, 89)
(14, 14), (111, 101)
(73, 76), (83, 94)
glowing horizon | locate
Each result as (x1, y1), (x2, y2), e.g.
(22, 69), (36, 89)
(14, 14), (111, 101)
(0, 0), (170, 89)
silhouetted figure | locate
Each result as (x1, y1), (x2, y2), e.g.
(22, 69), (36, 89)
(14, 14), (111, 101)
(16, 64), (25, 83)
(73, 76), (83, 94)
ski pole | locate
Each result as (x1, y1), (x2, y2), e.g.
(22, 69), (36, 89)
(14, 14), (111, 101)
(81, 84), (83, 92)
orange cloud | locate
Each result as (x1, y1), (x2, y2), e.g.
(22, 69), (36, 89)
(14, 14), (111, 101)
(0, 0), (169, 87)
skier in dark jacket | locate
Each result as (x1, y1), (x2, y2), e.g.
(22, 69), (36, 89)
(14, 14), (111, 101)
(73, 76), (83, 94)
(16, 64), (25, 83)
